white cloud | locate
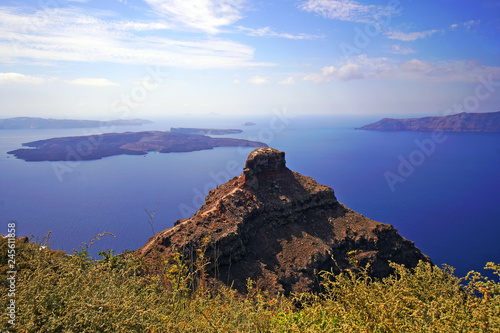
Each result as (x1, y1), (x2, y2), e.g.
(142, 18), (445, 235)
(464, 20), (480, 30)
(303, 55), (500, 83)
(399, 59), (432, 73)
(451, 20), (480, 31)
(278, 77), (295, 85)
(67, 78), (119, 86)
(303, 63), (363, 83)
(0, 73), (120, 86)
(0, 6), (271, 69)
(303, 66), (331, 83)
(390, 44), (416, 55)
(298, 0), (394, 23)
(0, 72), (45, 84)
(393, 58), (500, 82)
(233, 79), (240, 84)
(237, 26), (322, 40)
(142, 0), (246, 34)
(385, 29), (439, 41)
(249, 76), (268, 84)
(113, 21), (173, 31)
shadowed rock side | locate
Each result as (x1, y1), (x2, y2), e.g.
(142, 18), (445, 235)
(357, 111), (500, 132)
(139, 148), (430, 295)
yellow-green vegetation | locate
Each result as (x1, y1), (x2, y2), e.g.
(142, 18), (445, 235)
(1, 234), (499, 332)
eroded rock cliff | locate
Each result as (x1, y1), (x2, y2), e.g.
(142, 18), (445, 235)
(139, 147), (430, 294)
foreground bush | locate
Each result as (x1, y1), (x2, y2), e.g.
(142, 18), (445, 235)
(1, 235), (499, 332)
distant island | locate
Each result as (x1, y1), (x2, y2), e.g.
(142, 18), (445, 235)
(242, 122), (256, 126)
(170, 128), (242, 135)
(7, 131), (267, 162)
(0, 117), (153, 130)
(357, 111), (500, 133)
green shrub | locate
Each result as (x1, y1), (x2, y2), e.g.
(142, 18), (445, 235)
(1, 234), (498, 332)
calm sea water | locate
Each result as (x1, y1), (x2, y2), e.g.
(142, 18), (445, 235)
(1, 114), (499, 278)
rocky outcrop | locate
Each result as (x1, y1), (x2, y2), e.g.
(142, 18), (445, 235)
(357, 111), (500, 132)
(139, 147), (430, 294)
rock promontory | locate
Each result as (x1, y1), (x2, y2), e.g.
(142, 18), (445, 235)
(139, 148), (430, 294)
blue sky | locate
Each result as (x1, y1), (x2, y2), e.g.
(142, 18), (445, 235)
(0, 0), (499, 119)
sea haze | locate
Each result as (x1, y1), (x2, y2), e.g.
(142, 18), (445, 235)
(0, 114), (499, 278)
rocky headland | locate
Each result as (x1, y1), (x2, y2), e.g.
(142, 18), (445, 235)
(139, 147), (430, 294)
(0, 117), (153, 130)
(357, 111), (500, 132)
(7, 131), (266, 162)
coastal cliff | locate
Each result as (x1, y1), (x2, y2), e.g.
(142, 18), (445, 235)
(357, 111), (500, 132)
(139, 147), (430, 294)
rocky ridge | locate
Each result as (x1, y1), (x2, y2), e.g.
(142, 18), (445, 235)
(357, 111), (500, 132)
(139, 147), (430, 294)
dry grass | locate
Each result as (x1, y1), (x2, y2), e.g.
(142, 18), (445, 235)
(1, 234), (499, 332)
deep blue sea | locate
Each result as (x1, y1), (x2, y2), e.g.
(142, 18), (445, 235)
(1, 114), (499, 278)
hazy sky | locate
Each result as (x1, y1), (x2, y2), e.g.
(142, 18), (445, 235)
(1, 0), (499, 119)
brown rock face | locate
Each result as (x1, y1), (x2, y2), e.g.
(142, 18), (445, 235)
(139, 147), (430, 294)
(243, 147), (286, 190)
